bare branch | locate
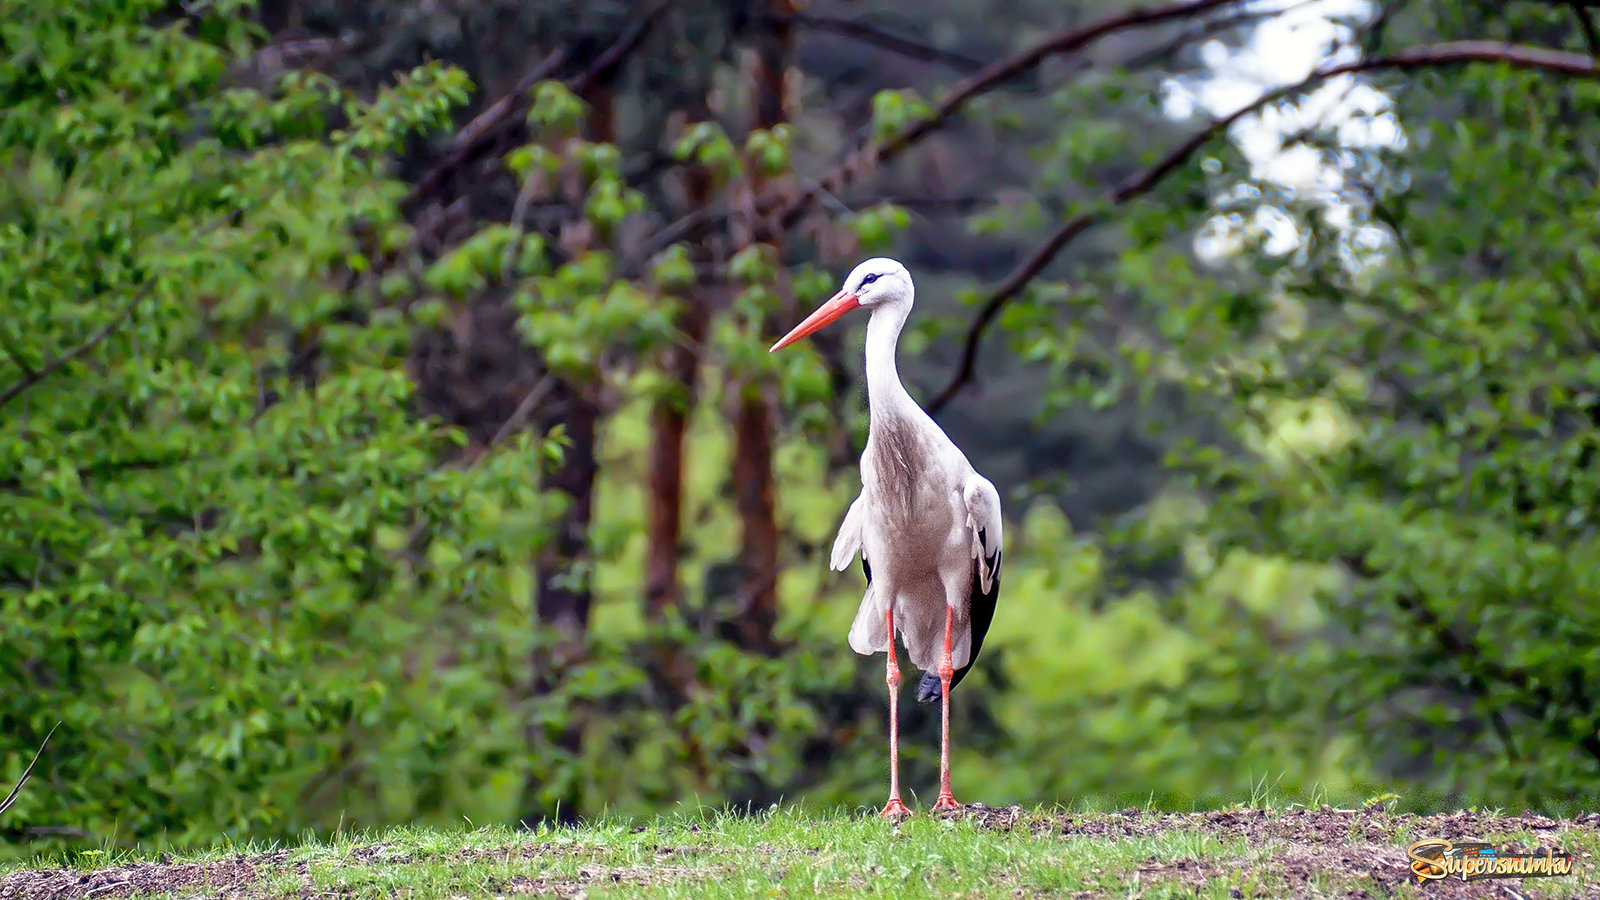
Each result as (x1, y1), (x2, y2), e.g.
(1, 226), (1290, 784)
(569, 2), (673, 94)
(1571, 0), (1600, 57)
(850, 0), (1238, 170)
(488, 375), (557, 450)
(1120, 0), (1322, 71)
(402, 47), (570, 213)
(763, 13), (988, 72)
(234, 31), (366, 83)
(404, 2), (673, 217)
(0, 279), (159, 412)
(0, 722), (59, 818)
(401, 373), (560, 559)
(925, 40), (1600, 414)
(633, 0), (1249, 264)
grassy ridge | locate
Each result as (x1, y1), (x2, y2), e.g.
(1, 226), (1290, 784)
(3, 804), (1597, 899)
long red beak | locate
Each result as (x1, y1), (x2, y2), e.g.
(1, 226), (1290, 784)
(769, 290), (860, 352)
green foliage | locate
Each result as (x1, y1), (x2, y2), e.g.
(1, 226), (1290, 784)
(672, 121), (740, 179)
(870, 88), (933, 141)
(1008, 20), (1600, 813)
(0, 1), (547, 845)
(0, 0), (884, 851)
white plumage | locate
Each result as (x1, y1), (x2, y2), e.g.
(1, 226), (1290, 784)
(833, 415), (1003, 678)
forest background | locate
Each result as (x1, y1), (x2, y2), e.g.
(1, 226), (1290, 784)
(6, 0), (1600, 851)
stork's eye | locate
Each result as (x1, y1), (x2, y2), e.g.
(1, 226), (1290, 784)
(859, 273), (880, 288)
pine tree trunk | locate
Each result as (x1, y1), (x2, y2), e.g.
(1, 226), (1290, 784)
(731, 383), (780, 651)
(521, 77), (615, 827)
(727, 0), (795, 654)
(644, 164), (714, 617)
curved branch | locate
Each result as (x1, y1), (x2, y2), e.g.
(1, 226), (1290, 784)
(632, 0), (1248, 264)
(404, 1), (672, 214)
(924, 40), (1600, 414)
(821, 0), (1240, 189)
(1120, 0), (1322, 71)
(0, 722), (58, 818)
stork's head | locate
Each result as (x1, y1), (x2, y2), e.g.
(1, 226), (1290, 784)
(769, 257), (912, 352)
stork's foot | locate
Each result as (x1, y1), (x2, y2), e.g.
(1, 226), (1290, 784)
(932, 792), (962, 813)
(880, 798), (912, 820)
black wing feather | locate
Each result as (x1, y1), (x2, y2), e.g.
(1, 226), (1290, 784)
(917, 541), (1002, 703)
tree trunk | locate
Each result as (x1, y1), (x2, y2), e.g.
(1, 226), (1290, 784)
(520, 76), (616, 827)
(644, 382), (691, 614)
(523, 378), (599, 825)
(731, 382), (780, 651)
(644, 164), (714, 617)
(726, 0), (795, 654)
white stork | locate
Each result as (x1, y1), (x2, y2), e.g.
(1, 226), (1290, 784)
(770, 257), (1003, 816)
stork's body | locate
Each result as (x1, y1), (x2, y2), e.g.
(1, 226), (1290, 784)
(771, 258), (1003, 817)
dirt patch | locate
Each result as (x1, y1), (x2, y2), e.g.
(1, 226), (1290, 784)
(455, 841), (708, 865)
(977, 805), (1599, 899)
(484, 864), (714, 899)
(0, 857), (265, 900)
(1129, 855), (1224, 883)
(950, 802), (1026, 832)
(1075, 841), (1578, 900)
(1012, 804), (1598, 847)
(0, 843), (728, 900)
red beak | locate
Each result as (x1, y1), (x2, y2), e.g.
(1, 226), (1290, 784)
(769, 290), (861, 352)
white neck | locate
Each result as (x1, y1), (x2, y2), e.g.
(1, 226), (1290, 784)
(864, 301), (918, 425)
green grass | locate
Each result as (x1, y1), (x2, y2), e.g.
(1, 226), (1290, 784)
(4, 804), (1597, 899)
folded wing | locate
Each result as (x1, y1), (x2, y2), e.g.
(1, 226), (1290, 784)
(918, 475), (1004, 702)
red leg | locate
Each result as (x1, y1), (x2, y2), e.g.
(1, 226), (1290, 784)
(881, 604), (911, 818)
(932, 604), (961, 812)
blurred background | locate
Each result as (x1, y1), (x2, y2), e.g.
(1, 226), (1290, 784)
(6, 0), (1600, 851)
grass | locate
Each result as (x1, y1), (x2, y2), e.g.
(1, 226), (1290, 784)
(3, 803), (1598, 899)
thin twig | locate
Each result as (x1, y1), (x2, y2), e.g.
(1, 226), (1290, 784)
(779, 0), (1250, 228)
(401, 374), (560, 558)
(924, 40), (1600, 413)
(235, 31), (366, 81)
(0, 722), (60, 817)
(488, 375), (557, 449)
(0, 280), (158, 412)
